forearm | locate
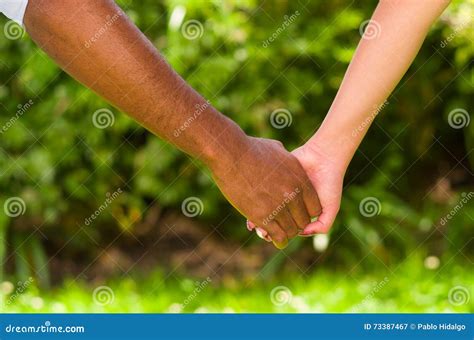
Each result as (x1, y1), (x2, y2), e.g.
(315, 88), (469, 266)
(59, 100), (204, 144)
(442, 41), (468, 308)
(307, 0), (450, 169)
(24, 0), (246, 165)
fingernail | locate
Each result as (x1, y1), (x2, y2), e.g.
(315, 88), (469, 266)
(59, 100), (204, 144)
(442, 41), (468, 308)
(256, 228), (267, 239)
(299, 233), (315, 237)
(273, 240), (288, 249)
(246, 220), (253, 231)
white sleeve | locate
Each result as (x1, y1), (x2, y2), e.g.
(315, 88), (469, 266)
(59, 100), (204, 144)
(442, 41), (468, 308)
(0, 0), (29, 26)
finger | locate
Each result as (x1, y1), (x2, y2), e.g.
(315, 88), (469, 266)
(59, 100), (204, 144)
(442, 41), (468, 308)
(263, 221), (288, 249)
(275, 208), (299, 239)
(287, 192), (311, 231)
(246, 220), (256, 231)
(256, 227), (272, 242)
(302, 181), (322, 218)
(247, 221), (272, 242)
(300, 206), (339, 235)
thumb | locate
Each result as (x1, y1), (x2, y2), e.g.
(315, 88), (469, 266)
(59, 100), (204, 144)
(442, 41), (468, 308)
(300, 206), (339, 235)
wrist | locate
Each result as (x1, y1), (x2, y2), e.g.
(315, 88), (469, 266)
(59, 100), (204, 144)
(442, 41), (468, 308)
(200, 118), (250, 171)
(305, 124), (356, 172)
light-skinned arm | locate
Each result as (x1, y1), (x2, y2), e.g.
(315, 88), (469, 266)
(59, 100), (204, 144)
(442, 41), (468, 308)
(249, 0), (451, 238)
(298, 0), (451, 235)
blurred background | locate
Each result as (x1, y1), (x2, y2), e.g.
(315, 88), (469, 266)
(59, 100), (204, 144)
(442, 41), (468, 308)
(0, 0), (472, 312)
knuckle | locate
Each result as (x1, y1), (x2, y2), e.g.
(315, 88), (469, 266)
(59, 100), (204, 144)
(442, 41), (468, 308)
(304, 183), (317, 196)
(281, 185), (301, 202)
(283, 184), (297, 194)
(287, 228), (298, 238)
(319, 219), (335, 233)
(259, 217), (271, 227)
(269, 139), (284, 147)
(319, 225), (331, 234)
(295, 222), (308, 233)
(294, 210), (310, 226)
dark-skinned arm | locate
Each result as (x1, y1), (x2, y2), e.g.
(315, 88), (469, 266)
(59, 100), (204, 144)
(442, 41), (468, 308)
(23, 0), (322, 248)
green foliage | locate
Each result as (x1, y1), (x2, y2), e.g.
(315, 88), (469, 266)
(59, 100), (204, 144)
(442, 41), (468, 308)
(0, 0), (472, 283)
(2, 255), (472, 312)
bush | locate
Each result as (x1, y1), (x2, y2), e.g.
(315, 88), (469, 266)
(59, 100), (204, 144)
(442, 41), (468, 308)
(0, 0), (472, 283)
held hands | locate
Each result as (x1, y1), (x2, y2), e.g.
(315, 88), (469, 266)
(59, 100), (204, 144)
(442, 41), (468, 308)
(206, 136), (321, 249)
(247, 140), (345, 245)
(292, 142), (344, 236)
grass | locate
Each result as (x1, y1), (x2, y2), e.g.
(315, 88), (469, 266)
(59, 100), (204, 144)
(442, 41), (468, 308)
(1, 255), (472, 313)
